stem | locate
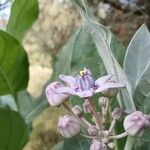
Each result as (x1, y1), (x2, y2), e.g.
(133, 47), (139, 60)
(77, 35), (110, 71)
(63, 102), (88, 129)
(108, 119), (116, 133)
(109, 132), (127, 140)
(87, 98), (102, 130)
(124, 136), (135, 150)
(80, 133), (98, 139)
(81, 117), (92, 126)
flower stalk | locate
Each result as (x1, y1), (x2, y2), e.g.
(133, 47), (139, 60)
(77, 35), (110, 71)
(62, 102), (89, 129)
(87, 98), (103, 130)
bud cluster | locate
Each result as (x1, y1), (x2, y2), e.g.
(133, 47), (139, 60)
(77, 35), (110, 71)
(45, 68), (150, 149)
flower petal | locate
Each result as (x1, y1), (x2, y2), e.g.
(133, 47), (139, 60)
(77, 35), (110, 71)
(95, 82), (124, 93)
(76, 89), (94, 98)
(59, 75), (75, 88)
(55, 87), (76, 95)
(95, 74), (114, 86)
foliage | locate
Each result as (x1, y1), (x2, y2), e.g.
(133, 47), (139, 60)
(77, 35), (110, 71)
(0, 0), (150, 149)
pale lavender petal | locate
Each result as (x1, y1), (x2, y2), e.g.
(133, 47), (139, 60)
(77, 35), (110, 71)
(95, 74), (114, 86)
(76, 89), (94, 98)
(95, 82), (124, 93)
(59, 75), (75, 88)
(55, 87), (76, 95)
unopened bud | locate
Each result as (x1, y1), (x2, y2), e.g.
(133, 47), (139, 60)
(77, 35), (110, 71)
(45, 82), (69, 107)
(82, 100), (92, 113)
(123, 111), (150, 137)
(88, 125), (98, 136)
(90, 140), (107, 150)
(58, 114), (80, 138)
(98, 97), (109, 107)
(72, 105), (83, 117)
(112, 107), (124, 120)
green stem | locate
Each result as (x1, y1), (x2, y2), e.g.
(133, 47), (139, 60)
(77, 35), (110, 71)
(124, 136), (135, 150)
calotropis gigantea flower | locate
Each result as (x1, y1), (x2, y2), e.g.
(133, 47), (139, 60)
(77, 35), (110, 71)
(123, 111), (150, 137)
(45, 81), (69, 106)
(90, 140), (107, 150)
(54, 67), (124, 98)
(58, 114), (80, 138)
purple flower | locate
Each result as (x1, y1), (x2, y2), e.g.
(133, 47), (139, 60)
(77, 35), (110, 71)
(45, 81), (69, 106)
(90, 140), (107, 150)
(54, 67), (124, 98)
(58, 114), (80, 138)
(123, 111), (150, 137)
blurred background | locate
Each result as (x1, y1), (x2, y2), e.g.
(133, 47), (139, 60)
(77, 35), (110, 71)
(23, 0), (150, 149)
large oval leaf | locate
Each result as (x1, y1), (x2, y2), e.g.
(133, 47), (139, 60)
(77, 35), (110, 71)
(79, 1), (135, 113)
(7, 0), (39, 42)
(0, 30), (29, 96)
(0, 108), (28, 150)
(123, 24), (150, 105)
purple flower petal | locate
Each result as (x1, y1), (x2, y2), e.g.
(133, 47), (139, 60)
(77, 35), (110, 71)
(59, 75), (75, 88)
(76, 89), (94, 98)
(55, 87), (76, 95)
(95, 82), (124, 93)
(95, 74), (114, 86)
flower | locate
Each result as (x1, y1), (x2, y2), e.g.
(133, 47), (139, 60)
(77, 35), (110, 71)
(88, 125), (98, 136)
(90, 140), (107, 150)
(54, 67), (124, 98)
(98, 97), (109, 108)
(58, 114), (80, 138)
(123, 111), (150, 137)
(82, 100), (93, 113)
(45, 81), (69, 106)
(112, 107), (124, 120)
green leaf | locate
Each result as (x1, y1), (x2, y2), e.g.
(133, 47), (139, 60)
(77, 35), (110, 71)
(51, 136), (90, 150)
(51, 27), (106, 82)
(79, 0), (135, 113)
(0, 30), (29, 96)
(123, 24), (150, 106)
(18, 91), (48, 124)
(7, 0), (39, 42)
(133, 130), (150, 150)
(0, 108), (28, 150)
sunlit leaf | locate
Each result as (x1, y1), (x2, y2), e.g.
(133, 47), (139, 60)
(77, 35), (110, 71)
(7, 0), (39, 42)
(0, 30), (29, 97)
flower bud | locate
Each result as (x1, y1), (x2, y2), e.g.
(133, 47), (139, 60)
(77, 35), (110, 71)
(58, 114), (80, 138)
(45, 82), (69, 107)
(72, 105), (83, 117)
(90, 140), (107, 150)
(88, 125), (98, 136)
(82, 100), (92, 113)
(98, 97), (109, 108)
(123, 111), (150, 137)
(112, 107), (124, 120)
